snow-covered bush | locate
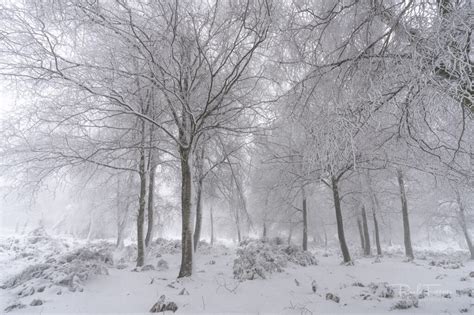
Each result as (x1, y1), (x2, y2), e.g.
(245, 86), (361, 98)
(283, 245), (318, 266)
(359, 282), (396, 300)
(151, 238), (181, 255)
(2, 245), (113, 296)
(196, 240), (212, 254)
(429, 259), (463, 269)
(368, 282), (395, 298)
(456, 288), (473, 297)
(390, 294), (418, 310)
(233, 239), (317, 281)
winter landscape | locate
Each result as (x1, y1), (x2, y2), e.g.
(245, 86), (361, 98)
(0, 0), (473, 314)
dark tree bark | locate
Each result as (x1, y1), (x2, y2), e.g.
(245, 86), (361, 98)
(136, 147), (147, 267)
(302, 191), (308, 251)
(357, 217), (365, 251)
(397, 169), (414, 260)
(193, 146), (205, 251)
(145, 162), (157, 247)
(331, 176), (351, 263)
(362, 206), (371, 256)
(178, 147), (193, 278)
(373, 211), (382, 256)
(193, 177), (203, 251)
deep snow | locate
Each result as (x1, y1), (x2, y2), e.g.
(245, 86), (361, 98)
(0, 233), (473, 314)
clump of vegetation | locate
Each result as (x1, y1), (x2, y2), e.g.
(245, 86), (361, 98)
(233, 239), (317, 281)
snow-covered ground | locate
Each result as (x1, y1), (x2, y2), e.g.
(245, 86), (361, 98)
(1, 231), (473, 314)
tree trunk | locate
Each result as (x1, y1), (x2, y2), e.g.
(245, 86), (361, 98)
(397, 169), (414, 260)
(456, 191), (474, 259)
(116, 179), (124, 248)
(262, 222), (267, 239)
(373, 211), (382, 256)
(366, 172), (382, 255)
(461, 222), (474, 260)
(362, 206), (371, 256)
(357, 218), (365, 251)
(178, 147), (193, 278)
(86, 211), (94, 241)
(323, 225), (328, 251)
(145, 162), (157, 247)
(235, 204), (242, 244)
(193, 177), (203, 251)
(302, 191), (308, 251)
(193, 146), (205, 251)
(210, 206), (214, 246)
(331, 176), (351, 263)
(136, 150), (147, 267)
(288, 222), (293, 245)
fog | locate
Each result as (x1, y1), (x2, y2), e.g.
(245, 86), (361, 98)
(0, 0), (472, 313)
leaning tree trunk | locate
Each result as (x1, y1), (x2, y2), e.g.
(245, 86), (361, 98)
(193, 177), (203, 251)
(178, 147), (193, 278)
(145, 162), (157, 247)
(397, 169), (414, 260)
(456, 191), (474, 259)
(357, 218), (365, 251)
(362, 206), (371, 256)
(331, 176), (351, 263)
(136, 149), (147, 267)
(302, 190), (308, 251)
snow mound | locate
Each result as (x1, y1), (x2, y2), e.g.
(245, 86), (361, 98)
(233, 239), (317, 281)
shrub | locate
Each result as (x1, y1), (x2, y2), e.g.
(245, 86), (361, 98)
(233, 239), (317, 281)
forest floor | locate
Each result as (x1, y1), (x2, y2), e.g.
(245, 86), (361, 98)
(0, 230), (473, 314)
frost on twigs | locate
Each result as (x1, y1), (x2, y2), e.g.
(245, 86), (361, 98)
(232, 239), (317, 281)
